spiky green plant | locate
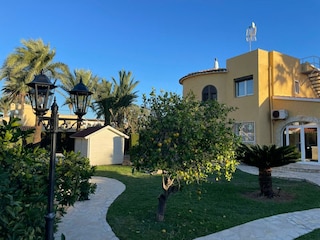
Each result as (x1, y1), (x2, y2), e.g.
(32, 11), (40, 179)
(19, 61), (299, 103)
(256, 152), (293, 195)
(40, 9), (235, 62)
(237, 144), (300, 197)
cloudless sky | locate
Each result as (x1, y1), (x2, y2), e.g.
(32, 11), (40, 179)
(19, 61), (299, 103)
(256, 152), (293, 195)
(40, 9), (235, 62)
(1, 0), (320, 118)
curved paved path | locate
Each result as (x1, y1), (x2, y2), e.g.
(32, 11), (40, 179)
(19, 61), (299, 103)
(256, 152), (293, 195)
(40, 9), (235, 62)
(55, 163), (320, 240)
(54, 177), (125, 240)
(195, 208), (320, 240)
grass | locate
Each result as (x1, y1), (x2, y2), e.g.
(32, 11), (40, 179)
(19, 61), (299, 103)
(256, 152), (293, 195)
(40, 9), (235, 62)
(295, 229), (320, 240)
(95, 165), (320, 240)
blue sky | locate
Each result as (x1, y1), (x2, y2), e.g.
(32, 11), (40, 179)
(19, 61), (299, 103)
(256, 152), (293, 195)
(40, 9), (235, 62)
(1, 0), (320, 118)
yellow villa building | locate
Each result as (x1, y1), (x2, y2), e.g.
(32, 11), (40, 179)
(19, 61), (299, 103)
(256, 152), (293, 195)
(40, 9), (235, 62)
(179, 49), (320, 164)
(5, 103), (103, 131)
(1, 103), (104, 152)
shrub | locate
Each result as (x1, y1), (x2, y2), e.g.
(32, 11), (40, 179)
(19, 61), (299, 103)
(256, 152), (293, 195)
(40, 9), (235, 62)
(56, 150), (97, 205)
(0, 118), (96, 239)
(0, 118), (48, 239)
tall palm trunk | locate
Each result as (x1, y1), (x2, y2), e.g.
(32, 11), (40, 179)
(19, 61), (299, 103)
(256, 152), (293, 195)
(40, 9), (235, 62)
(33, 116), (43, 145)
(258, 168), (274, 198)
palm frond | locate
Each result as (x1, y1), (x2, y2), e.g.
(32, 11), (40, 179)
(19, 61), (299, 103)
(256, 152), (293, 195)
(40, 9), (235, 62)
(237, 143), (299, 169)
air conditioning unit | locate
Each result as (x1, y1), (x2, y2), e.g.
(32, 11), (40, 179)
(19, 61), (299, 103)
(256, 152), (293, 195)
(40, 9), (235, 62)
(271, 109), (288, 120)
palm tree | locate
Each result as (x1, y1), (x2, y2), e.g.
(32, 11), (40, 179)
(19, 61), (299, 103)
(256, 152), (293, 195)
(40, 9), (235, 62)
(0, 39), (69, 144)
(237, 144), (300, 198)
(0, 96), (12, 118)
(59, 69), (100, 114)
(112, 70), (139, 128)
(93, 79), (115, 125)
(93, 70), (139, 127)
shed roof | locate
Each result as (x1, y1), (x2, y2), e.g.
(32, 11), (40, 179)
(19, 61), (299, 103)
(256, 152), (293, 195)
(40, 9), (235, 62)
(70, 125), (129, 139)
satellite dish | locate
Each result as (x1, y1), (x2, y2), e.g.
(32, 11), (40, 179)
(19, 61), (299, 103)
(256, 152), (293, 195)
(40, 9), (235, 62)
(246, 22), (257, 51)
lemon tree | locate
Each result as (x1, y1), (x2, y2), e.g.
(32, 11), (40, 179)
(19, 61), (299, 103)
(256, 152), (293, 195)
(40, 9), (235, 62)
(131, 90), (240, 221)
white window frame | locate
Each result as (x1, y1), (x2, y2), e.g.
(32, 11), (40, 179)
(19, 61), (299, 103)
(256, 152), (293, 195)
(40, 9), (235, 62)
(234, 122), (255, 143)
(294, 80), (300, 94)
(235, 76), (254, 97)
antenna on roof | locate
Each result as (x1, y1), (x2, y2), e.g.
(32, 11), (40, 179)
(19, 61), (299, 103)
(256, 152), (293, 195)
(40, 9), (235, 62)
(246, 22), (257, 51)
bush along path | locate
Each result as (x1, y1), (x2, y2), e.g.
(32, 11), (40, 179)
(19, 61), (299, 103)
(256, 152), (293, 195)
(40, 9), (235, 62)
(0, 118), (96, 240)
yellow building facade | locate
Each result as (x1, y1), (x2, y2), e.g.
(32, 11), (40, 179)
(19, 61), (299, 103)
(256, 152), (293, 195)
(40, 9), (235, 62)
(179, 49), (320, 164)
(3, 103), (104, 132)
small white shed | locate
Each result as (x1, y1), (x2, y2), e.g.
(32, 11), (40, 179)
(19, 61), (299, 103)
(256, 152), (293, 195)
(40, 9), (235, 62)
(70, 125), (129, 165)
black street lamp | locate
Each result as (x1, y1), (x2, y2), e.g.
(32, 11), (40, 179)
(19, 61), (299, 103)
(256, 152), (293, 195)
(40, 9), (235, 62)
(27, 71), (91, 240)
(27, 70), (56, 117)
(69, 78), (93, 131)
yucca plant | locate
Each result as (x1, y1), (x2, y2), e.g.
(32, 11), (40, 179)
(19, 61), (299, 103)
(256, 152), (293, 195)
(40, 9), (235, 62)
(237, 144), (300, 198)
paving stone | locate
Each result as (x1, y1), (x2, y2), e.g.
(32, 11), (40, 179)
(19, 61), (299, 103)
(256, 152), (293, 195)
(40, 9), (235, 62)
(54, 177), (125, 240)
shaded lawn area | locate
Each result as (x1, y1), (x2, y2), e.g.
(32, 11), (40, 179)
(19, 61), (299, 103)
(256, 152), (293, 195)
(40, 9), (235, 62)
(95, 165), (320, 240)
(295, 229), (320, 240)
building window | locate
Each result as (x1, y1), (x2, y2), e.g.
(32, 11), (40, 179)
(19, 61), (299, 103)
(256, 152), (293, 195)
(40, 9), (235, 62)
(235, 75), (253, 97)
(234, 122), (255, 143)
(202, 85), (217, 101)
(294, 80), (300, 94)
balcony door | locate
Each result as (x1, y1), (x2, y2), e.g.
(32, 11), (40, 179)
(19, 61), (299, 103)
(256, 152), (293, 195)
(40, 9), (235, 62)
(284, 125), (319, 163)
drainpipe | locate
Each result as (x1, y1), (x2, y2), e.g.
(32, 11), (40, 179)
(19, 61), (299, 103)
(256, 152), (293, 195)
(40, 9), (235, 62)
(268, 51), (274, 144)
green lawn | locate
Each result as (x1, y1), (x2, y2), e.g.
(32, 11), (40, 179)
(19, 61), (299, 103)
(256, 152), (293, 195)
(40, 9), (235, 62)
(295, 229), (320, 240)
(95, 165), (320, 240)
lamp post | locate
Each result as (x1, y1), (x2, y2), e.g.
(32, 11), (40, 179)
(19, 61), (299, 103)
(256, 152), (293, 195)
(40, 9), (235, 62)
(27, 71), (91, 240)
(69, 78), (93, 131)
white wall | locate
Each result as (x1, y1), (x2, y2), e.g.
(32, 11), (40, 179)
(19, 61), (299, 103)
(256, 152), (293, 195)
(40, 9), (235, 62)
(73, 126), (127, 166)
(74, 139), (88, 158)
(112, 136), (125, 164)
(89, 128), (125, 165)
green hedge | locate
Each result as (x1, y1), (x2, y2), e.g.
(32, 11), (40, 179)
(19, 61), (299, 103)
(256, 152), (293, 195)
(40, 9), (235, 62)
(0, 118), (96, 239)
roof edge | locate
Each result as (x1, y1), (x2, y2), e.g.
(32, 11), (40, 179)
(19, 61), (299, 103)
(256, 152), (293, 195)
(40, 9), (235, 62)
(105, 125), (130, 139)
(179, 68), (228, 84)
(70, 125), (129, 139)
